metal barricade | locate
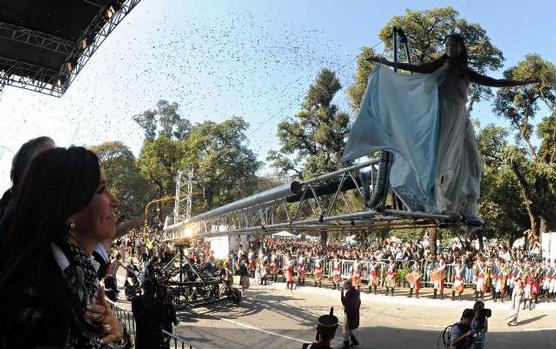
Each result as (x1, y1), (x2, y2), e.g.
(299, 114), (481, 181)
(106, 299), (136, 336)
(162, 329), (203, 349)
(107, 299), (201, 349)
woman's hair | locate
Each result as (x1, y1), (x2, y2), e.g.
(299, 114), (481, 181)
(0, 136), (53, 217)
(10, 136), (54, 190)
(1, 146), (100, 283)
(443, 33), (468, 69)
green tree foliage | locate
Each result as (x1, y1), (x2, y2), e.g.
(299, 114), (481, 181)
(268, 68), (350, 179)
(347, 7), (504, 112)
(137, 136), (184, 197)
(136, 109), (261, 212)
(476, 126), (529, 243)
(133, 100), (191, 141)
(492, 55), (556, 237)
(182, 117), (261, 210)
(90, 141), (152, 218)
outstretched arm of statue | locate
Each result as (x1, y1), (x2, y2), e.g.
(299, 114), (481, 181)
(366, 56), (444, 74)
(467, 68), (539, 87)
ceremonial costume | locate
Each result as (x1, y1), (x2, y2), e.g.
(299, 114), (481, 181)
(451, 263), (465, 301)
(313, 258), (323, 287)
(285, 259), (295, 290)
(271, 256), (280, 282)
(432, 260), (446, 299)
(384, 260), (397, 296)
(407, 262), (422, 298)
(297, 257), (307, 286)
(351, 260), (362, 289)
(494, 262), (508, 302)
(473, 260), (486, 300)
(332, 259), (342, 290)
(367, 259), (379, 295)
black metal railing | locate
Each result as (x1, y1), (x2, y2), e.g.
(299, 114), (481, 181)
(106, 299), (202, 349)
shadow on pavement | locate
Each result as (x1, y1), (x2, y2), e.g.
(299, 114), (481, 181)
(174, 324), (556, 349)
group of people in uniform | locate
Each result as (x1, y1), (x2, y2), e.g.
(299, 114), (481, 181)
(235, 248), (556, 305)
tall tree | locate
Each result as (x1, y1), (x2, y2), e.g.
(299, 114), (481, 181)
(476, 126), (529, 244)
(183, 117), (261, 211)
(347, 7), (504, 112)
(137, 136), (184, 197)
(137, 112), (261, 213)
(90, 141), (152, 218)
(268, 68), (350, 179)
(492, 55), (556, 239)
(133, 100), (191, 141)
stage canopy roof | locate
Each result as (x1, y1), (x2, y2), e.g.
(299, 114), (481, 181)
(0, 0), (140, 97)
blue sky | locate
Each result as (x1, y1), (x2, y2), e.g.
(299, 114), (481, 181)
(1, 0), (555, 191)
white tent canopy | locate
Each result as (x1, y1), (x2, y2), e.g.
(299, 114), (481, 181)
(272, 231), (297, 239)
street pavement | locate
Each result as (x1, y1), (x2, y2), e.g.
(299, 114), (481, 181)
(169, 280), (556, 349)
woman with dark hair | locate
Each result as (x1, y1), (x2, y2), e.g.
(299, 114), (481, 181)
(0, 136), (54, 237)
(0, 147), (127, 348)
(344, 34), (536, 221)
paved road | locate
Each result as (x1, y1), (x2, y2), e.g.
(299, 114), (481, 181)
(171, 281), (556, 349)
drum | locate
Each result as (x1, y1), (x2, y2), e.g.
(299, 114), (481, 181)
(406, 271), (421, 285)
(385, 275), (396, 288)
(431, 270), (446, 282)
(314, 269), (323, 282)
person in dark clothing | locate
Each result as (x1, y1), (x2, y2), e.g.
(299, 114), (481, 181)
(302, 308), (338, 349)
(341, 279), (361, 349)
(450, 308), (475, 349)
(0, 136), (54, 240)
(0, 147), (126, 348)
(238, 257), (250, 296)
(132, 275), (178, 349)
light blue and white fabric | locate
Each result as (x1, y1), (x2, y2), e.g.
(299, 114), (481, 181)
(343, 63), (481, 217)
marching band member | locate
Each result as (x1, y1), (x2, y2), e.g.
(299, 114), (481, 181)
(297, 255), (307, 286)
(248, 249), (256, 279)
(407, 262), (422, 298)
(272, 255), (280, 282)
(331, 257), (342, 290)
(384, 257), (397, 296)
(285, 256), (296, 290)
(313, 257), (323, 288)
(495, 260), (509, 302)
(351, 258), (362, 290)
(523, 265), (535, 310)
(433, 256), (446, 299)
(473, 258), (486, 301)
(367, 257), (379, 295)
(257, 256), (268, 285)
(451, 259), (465, 301)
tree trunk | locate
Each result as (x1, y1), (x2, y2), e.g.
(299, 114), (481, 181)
(539, 216), (548, 257)
(477, 231), (484, 251)
(510, 161), (540, 244)
(320, 231), (328, 245)
(427, 227), (438, 256)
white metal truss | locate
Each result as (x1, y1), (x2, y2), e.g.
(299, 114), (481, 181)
(163, 159), (468, 242)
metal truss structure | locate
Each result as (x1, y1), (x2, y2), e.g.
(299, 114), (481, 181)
(0, 0), (141, 97)
(163, 159), (468, 242)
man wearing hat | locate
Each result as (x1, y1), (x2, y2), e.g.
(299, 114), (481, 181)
(302, 308), (338, 349)
(341, 279), (361, 348)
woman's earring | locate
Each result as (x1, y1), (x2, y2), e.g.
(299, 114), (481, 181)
(70, 222), (76, 229)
